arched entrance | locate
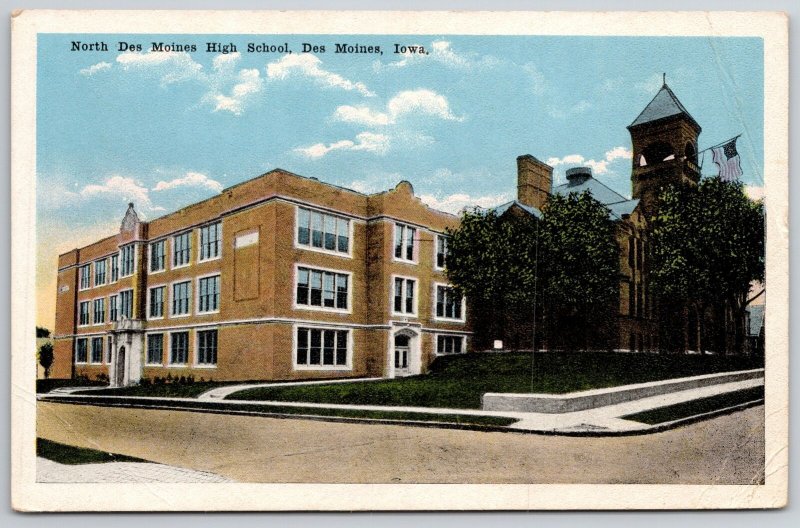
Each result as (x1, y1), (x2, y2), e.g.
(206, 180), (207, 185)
(389, 328), (421, 378)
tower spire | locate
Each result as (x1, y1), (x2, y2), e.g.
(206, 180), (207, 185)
(663, 72), (666, 86)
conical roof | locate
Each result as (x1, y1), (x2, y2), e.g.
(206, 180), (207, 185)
(629, 82), (700, 131)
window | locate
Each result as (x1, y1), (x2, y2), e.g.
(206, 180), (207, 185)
(393, 277), (416, 315)
(297, 208), (350, 254)
(172, 281), (191, 316)
(94, 259), (107, 286)
(79, 301), (90, 326)
(109, 294), (119, 322)
(173, 231), (191, 267)
(170, 332), (189, 365)
(436, 235), (449, 269)
(437, 335), (464, 355)
(296, 327), (348, 367)
(92, 298), (105, 324)
(106, 336), (113, 363)
(197, 329), (218, 366)
(394, 224), (416, 262)
(296, 267), (348, 310)
(150, 240), (165, 272)
(147, 334), (164, 365)
(435, 285), (464, 320)
(90, 337), (104, 364)
(120, 244), (135, 277)
(198, 275), (220, 313)
(200, 222), (222, 261)
(79, 265), (91, 290)
(120, 289), (133, 319)
(75, 338), (88, 363)
(110, 254), (119, 282)
(149, 286), (165, 319)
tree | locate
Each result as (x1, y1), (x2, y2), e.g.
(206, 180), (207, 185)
(539, 191), (620, 350)
(38, 342), (54, 379)
(650, 177), (764, 353)
(36, 326), (51, 338)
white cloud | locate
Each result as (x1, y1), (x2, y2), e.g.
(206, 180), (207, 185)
(375, 40), (497, 71)
(116, 51), (204, 85)
(546, 146), (632, 177)
(419, 192), (512, 215)
(547, 100), (592, 119)
(211, 68), (264, 115)
(80, 175), (160, 210)
(334, 89), (461, 127)
(635, 73), (665, 94)
(212, 51), (241, 72)
(744, 185), (764, 201)
(524, 63), (547, 96)
(80, 62), (112, 76)
(153, 171), (224, 193)
(294, 132), (389, 159)
(267, 54), (374, 97)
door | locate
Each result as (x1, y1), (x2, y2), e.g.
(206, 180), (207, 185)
(394, 335), (410, 376)
(115, 345), (126, 387)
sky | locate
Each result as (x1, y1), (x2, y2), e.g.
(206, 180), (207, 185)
(35, 34), (764, 328)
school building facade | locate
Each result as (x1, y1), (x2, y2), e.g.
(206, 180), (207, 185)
(51, 170), (469, 386)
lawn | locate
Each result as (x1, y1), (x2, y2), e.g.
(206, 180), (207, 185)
(37, 438), (149, 465)
(623, 386), (764, 425)
(227, 351), (763, 409)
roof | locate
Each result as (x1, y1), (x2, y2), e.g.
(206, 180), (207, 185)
(747, 305), (765, 336)
(629, 83), (700, 130)
(489, 200), (543, 219)
(553, 175), (640, 220)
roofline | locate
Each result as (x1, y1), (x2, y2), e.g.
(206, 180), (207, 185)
(627, 83), (702, 132)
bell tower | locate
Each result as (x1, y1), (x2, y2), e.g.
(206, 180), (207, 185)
(628, 79), (701, 218)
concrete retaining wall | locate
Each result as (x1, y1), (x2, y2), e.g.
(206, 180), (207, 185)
(482, 368), (764, 414)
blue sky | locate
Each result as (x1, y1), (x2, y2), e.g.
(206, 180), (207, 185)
(36, 34), (764, 327)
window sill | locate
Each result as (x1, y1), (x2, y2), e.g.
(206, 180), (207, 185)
(294, 304), (351, 315)
(293, 365), (352, 371)
(193, 364), (218, 369)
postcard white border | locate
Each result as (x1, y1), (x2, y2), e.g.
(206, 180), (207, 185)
(10, 10), (789, 511)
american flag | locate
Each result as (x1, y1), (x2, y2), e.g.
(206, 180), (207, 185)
(711, 137), (743, 181)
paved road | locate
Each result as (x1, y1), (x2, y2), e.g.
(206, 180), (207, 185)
(37, 402), (764, 484)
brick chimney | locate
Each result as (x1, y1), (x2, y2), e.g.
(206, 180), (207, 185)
(516, 155), (553, 210)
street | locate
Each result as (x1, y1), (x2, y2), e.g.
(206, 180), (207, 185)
(36, 402), (765, 484)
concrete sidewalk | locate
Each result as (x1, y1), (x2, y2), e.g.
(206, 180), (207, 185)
(36, 457), (233, 483)
(41, 376), (764, 434)
(196, 376), (381, 400)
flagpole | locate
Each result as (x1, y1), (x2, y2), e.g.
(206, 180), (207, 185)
(696, 133), (743, 155)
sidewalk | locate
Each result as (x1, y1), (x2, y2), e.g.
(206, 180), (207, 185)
(40, 376), (764, 434)
(196, 376), (382, 400)
(36, 457), (233, 483)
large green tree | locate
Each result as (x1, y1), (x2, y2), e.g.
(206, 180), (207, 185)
(650, 177), (764, 353)
(445, 190), (620, 351)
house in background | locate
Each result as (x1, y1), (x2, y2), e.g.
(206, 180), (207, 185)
(52, 171), (469, 386)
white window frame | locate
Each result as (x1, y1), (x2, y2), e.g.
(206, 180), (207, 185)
(89, 336), (105, 365)
(145, 332), (165, 366)
(170, 279), (192, 318)
(198, 222), (223, 263)
(194, 327), (219, 368)
(172, 231), (192, 269)
(94, 258), (107, 286)
(78, 300), (91, 327)
(293, 263), (352, 314)
(110, 253), (119, 283)
(118, 289), (135, 320)
(292, 323), (352, 371)
(149, 239), (166, 274)
(196, 273), (221, 315)
(92, 297), (106, 326)
(108, 294), (119, 323)
(434, 334), (467, 356)
(434, 234), (449, 271)
(393, 222), (418, 264)
(119, 244), (137, 278)
(106, 335), (113, 364)
(168, 330), (190, 367)
(78, 264), (91, 291)
(147, 284), (167, 321)
(391, 274), (418, 317)
(74, 337), (88, 364)
(432, 282), (467, 323)
(294, 206), (354, 259)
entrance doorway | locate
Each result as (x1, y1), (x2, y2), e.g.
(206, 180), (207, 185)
(394, 335), (410, 376)
(115, 346), (126, 387)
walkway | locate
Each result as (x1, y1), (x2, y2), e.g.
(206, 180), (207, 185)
(196, 377), (381, 400)
(36, 457), (233, 483)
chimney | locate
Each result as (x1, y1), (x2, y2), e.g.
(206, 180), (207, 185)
(516, 155), (553, 210)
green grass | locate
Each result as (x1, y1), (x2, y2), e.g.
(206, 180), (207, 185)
(228, 351), (763, 409)
(36, 378), (107, 393)
(37, 438), (149, 465)
(42, 396), (518, 427)
(623, 386), (764, 425)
